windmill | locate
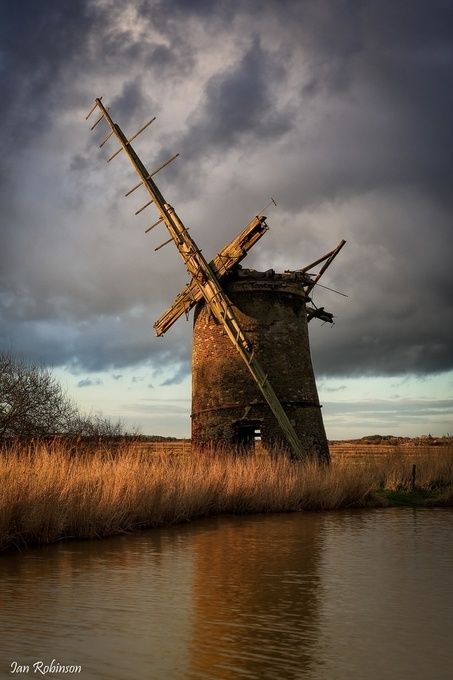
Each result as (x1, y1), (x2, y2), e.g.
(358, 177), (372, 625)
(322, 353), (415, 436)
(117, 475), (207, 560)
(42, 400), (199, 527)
(85, 97), (345, 461)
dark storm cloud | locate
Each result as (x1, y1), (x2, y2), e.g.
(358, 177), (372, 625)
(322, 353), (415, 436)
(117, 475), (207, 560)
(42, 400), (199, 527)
(209, 1), (453, 219)
(0, 0), (94, 144)
(173, 0), (453, 210)
(111, 79), (148, 126)
(179, 38), (291, 158)
(0, 301), (191, 372)
(158, 0), (229, 16)
(1, 0), (452, 380)
(313, 314), (453, 378)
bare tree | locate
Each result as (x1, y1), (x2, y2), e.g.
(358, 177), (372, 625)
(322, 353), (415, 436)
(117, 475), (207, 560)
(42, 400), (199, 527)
(0, 353), (77, 439)
(67, 413), (130, 439)
(0, 353), (133, 441)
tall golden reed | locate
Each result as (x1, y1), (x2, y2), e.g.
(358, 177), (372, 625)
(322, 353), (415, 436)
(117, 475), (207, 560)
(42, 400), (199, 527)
(1, 441), (452, 551)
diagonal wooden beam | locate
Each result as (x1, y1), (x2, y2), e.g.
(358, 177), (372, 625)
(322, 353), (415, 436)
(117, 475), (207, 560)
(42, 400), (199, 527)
(153, 216), (268, 336)
(304, 239), (346, 296)
(299, 240), (346, 276)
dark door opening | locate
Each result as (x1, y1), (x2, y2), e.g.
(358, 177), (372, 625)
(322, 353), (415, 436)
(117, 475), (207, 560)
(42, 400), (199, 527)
(234, 421), (262, 452)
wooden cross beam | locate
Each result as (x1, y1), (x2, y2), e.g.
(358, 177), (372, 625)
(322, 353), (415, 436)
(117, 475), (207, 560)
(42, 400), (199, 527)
(154, 215), (268, 336)
(157, 233), (346, 335)
(303, 240), (346, 297)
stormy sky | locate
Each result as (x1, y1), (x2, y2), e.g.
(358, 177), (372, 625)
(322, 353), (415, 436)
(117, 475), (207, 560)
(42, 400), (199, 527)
(1, 0), (452, 437)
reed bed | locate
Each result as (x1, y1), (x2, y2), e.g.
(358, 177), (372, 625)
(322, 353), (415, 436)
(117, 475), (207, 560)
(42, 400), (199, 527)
(1, 441), (452, 551)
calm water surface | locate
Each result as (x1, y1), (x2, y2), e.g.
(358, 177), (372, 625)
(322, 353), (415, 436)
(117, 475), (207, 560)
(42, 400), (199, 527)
(1, 509), (452, 680)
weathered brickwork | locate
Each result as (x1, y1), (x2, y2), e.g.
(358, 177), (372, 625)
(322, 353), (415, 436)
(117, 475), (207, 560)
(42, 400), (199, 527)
(192, 270), (329, 461)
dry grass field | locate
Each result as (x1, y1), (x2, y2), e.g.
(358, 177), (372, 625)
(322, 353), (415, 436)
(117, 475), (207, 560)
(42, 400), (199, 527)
(1, 440), (452, 551)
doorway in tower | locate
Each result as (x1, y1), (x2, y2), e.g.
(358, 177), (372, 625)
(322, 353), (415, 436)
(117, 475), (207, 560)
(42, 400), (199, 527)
(233, 420), (262, 452)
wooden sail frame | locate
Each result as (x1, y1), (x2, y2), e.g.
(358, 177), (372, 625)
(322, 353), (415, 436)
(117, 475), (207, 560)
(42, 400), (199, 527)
(87, 98), (309, 459)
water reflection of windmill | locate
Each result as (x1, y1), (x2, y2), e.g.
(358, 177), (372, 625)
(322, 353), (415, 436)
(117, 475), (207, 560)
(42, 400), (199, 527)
(188, 514), (324, 680)
(85, 98), (345, 462)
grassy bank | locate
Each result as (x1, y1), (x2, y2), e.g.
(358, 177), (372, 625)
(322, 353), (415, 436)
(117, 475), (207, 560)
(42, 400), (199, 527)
(1, 441), (452, 551)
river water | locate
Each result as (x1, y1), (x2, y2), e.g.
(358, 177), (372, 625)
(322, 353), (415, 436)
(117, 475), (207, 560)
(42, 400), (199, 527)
(1, 509), (452, 680)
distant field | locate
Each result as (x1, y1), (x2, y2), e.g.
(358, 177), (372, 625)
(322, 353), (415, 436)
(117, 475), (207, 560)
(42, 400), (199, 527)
(133, 440), (453, 457)
(329, 442), (453, 456)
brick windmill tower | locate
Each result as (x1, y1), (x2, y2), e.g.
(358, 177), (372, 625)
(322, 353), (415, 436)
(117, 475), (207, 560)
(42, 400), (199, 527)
(86, 97), (345, 462)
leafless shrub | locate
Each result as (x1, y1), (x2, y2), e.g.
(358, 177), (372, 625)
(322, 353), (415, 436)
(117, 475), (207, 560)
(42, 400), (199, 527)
(0, 353), (77, 439)
(0, 353), (131, 443)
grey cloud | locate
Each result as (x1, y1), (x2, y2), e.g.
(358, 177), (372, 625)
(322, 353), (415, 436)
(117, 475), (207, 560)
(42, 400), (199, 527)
(306, 190), (453, 377)
(77, 377), (103, 388)
(159, 363), (190, 386)
(0, 305), (191, 372)
(156, 0), (231, 17)
(197, 40), (288, 145)
(0, 1), (94, 145)
(326, 398), (453, 416)
(98, 2), (196, 81)
(1, 0), (453, 384)
(120, 399), (189, 416)
(323, 397), (453, 435)
(111, 79), (149, 128)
